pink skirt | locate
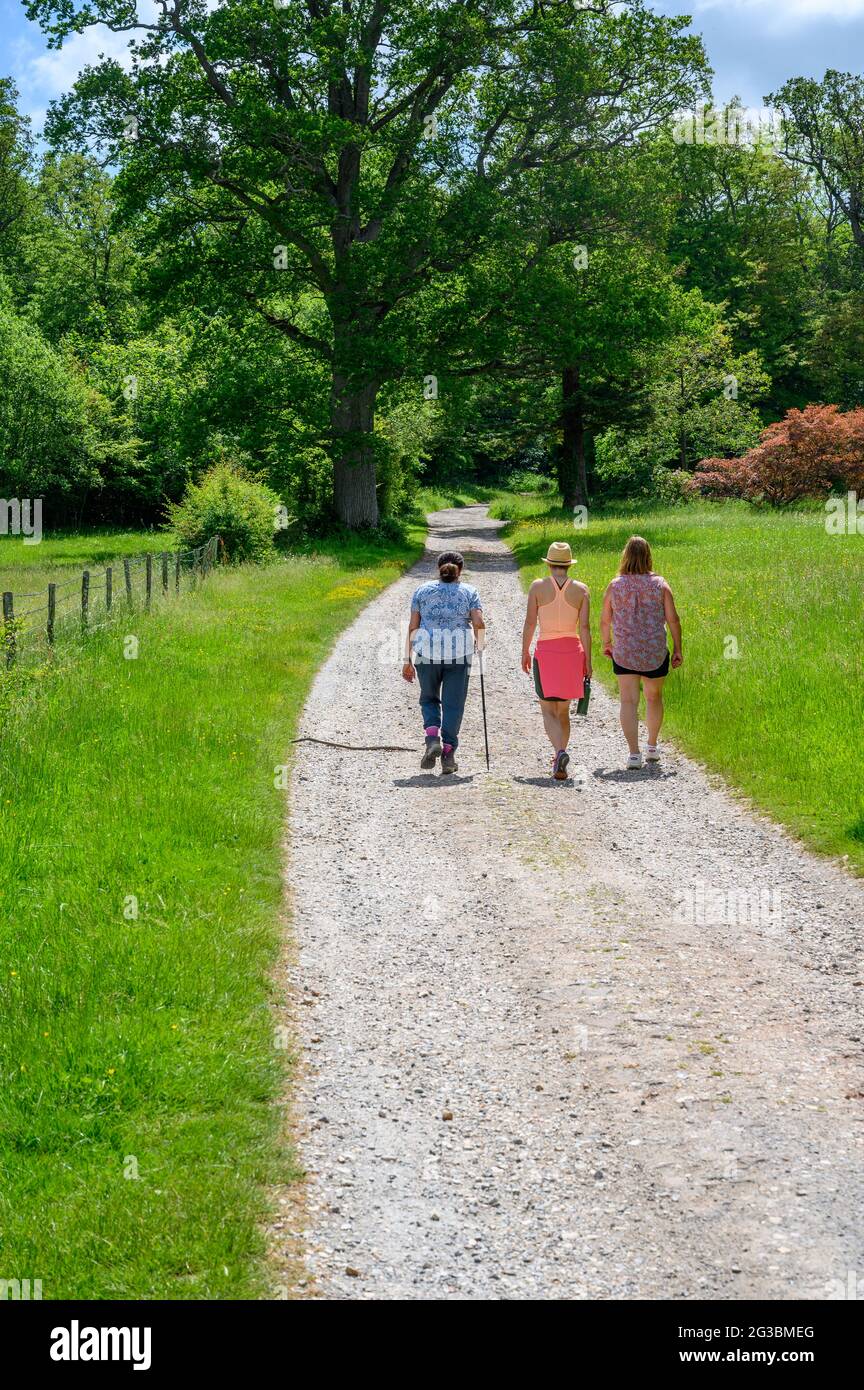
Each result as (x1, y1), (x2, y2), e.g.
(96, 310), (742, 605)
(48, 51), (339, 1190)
(534, 636), (585, 701)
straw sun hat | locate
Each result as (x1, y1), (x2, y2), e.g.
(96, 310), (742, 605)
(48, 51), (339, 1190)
(543, 541), (574, 566)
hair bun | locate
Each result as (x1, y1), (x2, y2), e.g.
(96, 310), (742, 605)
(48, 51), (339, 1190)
(436, 550), (463, 582)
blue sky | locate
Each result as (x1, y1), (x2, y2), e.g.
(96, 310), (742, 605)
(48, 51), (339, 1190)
(651, 0), (864, 108)
(3, 0), (864, 137)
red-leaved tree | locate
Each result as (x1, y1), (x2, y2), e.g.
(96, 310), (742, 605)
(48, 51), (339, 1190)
(691, 405), (864, 505)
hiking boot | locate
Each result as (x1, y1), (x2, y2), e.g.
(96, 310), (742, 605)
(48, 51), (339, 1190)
(441, 745), (458, 774)
(420, 733), (442, 770)
(552, 750), (570, 781)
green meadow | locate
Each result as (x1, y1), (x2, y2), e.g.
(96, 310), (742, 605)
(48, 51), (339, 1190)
(495, 496), (864, 873)
(0, 523), (422, 1298)
(0, 529), (183, 646)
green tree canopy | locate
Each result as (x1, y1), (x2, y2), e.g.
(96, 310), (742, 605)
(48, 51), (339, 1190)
(29, 0), (708, 526)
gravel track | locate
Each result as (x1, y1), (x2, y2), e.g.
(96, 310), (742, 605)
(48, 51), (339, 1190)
(282, 506), (864, 1301)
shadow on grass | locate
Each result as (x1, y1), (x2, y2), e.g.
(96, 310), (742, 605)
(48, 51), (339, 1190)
(418, 485), (502, 510)
(290, 527), (425, 571)
(504, 510), (707, 568)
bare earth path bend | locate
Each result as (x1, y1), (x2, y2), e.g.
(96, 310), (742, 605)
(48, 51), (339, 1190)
(283, 506), (864, 1301)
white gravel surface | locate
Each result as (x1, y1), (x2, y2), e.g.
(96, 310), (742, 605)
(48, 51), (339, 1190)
(283, 506), (864, 1300)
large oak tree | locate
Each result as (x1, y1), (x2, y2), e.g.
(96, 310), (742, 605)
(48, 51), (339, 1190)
(30, 0), (706, 525)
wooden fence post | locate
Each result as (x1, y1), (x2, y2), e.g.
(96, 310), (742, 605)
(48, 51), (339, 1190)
(47, 583), (56, 646)
(106, 566), (113, 614)
(145, 554), (152, 611)
(161, 552), (169, 594)
(81, 571), (90, 631)
(175, 551), (181, 593)
(124, 558), (133, 608)
(3, 591), (14, 666)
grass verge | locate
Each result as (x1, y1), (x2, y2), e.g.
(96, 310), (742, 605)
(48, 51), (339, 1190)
(0, 522), (423, 1298)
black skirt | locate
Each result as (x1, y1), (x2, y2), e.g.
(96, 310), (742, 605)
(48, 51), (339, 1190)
(612, 650), (670, 679)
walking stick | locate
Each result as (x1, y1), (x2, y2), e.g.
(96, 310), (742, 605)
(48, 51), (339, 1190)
(478, 644), (490, 771)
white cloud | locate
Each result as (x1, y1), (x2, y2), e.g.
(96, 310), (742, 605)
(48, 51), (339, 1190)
(28, 27), (135, 93)
(8, 4), (160, 135)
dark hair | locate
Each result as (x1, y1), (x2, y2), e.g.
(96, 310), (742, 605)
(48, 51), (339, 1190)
(437, 550), (463, 583)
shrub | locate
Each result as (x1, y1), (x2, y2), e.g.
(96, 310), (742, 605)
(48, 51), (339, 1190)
(82, 327), (195, 523)
(687, 456), (753, 500)
(594, 428), (656, 496)
(167, 460), (282, 563)
(691, 405), (864, 505)
(374, 430), (417, 522)
(276, 443), (333, 535)
(0, 304), (98, 501)
(507, 467), (557, 494)
(651, 466), (693, 506)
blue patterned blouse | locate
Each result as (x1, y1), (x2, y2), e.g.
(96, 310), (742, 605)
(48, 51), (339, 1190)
(410, 580), (482, 664)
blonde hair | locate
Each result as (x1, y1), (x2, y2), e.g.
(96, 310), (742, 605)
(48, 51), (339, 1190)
(619, 536), (653, 575)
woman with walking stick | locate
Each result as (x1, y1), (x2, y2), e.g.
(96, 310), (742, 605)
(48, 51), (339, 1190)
(402, 551), (485, 774)
(521, 541), (591, 780)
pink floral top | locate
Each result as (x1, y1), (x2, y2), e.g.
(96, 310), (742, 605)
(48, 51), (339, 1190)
(608, 573), (668, 671)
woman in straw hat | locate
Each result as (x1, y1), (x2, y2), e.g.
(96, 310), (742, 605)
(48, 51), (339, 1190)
(520, 541), (591, 780)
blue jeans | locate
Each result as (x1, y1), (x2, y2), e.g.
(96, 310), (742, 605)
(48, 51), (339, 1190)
(415, 660), (471, 749)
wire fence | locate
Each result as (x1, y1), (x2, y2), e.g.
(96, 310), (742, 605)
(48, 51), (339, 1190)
(1, 534), (222, 667)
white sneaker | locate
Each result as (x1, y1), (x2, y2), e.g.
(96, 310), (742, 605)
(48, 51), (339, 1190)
(646, 745), (661, 763)
(627, 752), (643, 770)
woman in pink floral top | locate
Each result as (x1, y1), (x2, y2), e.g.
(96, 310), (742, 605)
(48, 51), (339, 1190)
(600, 536), (682, 770)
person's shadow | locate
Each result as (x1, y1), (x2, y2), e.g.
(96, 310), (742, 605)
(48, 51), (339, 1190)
(393, 774), (475, 788)
(512, 775), (586, 789)
(592, 767), (677, 781)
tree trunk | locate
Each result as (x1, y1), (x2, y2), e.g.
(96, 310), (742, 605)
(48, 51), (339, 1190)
(330, 372), (379, 528)
(679, 364), (687, 471)
(558, 365), (589, 510)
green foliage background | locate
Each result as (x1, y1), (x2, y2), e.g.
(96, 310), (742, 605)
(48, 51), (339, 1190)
(3, 14), (864, 526)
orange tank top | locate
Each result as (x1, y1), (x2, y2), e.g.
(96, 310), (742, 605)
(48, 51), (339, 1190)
(537, 578), (582, 640)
